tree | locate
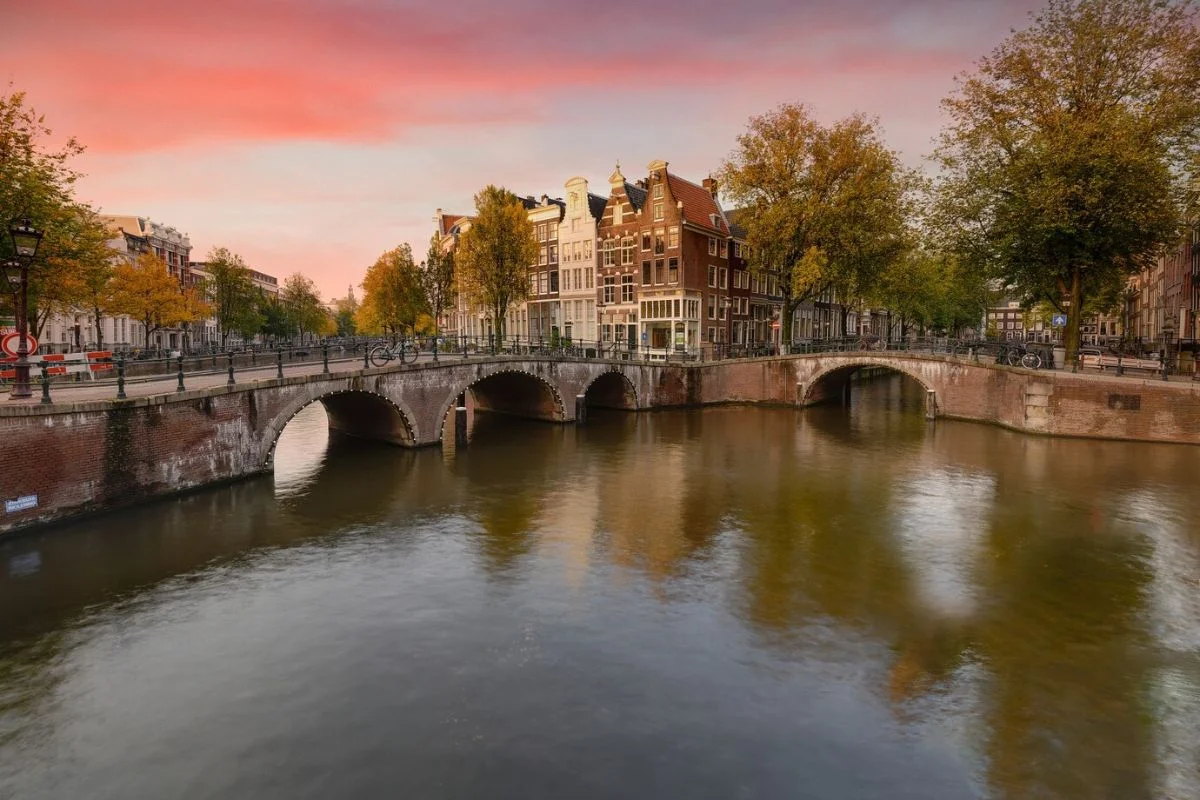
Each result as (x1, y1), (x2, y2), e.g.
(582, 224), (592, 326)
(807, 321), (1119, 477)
(358, 244), (425, 338)
(279, 273), (326, 342)
(931, 0), (1200, 363)
(719, 104), (918, 349)
(455, 185), (537, 340)
(332, 286), (359, 337)
(109, 252), (206, 348)
(257, 290), (290, 342)
(421, 233), (455, 337)
(203, 247), (263, 348)
(0, 88), (90, 337)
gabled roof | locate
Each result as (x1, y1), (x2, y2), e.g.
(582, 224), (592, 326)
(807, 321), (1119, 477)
(725, 207), (750, 240)
(438, 213), (468, 237)
(588, 192), (608, 221)
(666, 173), (728, 235)
(623, 182), (647, 212)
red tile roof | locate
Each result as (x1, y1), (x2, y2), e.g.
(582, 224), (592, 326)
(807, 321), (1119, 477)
(666, 173), (728, 235)
(439, 213), (469, 236)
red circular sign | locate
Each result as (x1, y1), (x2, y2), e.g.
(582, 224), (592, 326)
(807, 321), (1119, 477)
(1, 332), (38, 358)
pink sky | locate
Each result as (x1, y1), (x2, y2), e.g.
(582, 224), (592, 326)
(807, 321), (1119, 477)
(4, 0), (1043, 300)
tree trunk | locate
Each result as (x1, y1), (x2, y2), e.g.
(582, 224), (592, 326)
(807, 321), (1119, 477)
(781, 300), (796, 354)
(93, 301), (104, 349)
(1065, 266), (1083, 368)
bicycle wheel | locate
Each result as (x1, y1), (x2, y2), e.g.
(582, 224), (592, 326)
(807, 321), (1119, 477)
(368, 345), (393, 367)
(1006, 349), (1023, 366)
(1020, 352), (1042, 369)
(400, 343), (419, 365)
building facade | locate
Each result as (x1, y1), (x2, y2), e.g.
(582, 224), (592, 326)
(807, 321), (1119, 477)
(558, 177), (604, 343)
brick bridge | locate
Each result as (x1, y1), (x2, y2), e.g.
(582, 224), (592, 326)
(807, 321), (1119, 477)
(4, 351), (1200, 534)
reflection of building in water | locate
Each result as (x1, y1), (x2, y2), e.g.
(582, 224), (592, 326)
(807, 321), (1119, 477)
(536, 461), (602, 589)
(599, 444), (692, 580)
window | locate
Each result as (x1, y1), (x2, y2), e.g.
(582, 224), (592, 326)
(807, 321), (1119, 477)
(539, 273), (548, 294)
(653, 201), (664, 221)
(548, 226), (557, 241)
(621, 237), (635, 265)
(550, 272), (559, 292)
(654, 229), (665, 254)
(602, 240), (617, 267)
(668, 257), (679, 283)
(669, 227), (679, 249)
(642, 233), (651, 251)
(603, 276), (616, 305)
(548, 244), (557, 263)
(530, 275), (537, 296)
(642, 261), (652, 285)
(719, 299), (727, 321)
(708, 238), (717, 255)
(719, 241), (727, 258)
(708, 295), (716, 319)
(538, 225), (547, 242)
(655, 259), (665, 284)
(586, 269), (594, 289)
(621, 275), (634, 303)
(734, 242), (742, 259)
(708, 326), (716, 342)
(584, 240), (592, 259)
(539, 247), (548, 266)
(653, 184), (663, 198)
(720, 267), (728, 289)
(613, 204), (623, 225)
(708, 266), (717, 287)
(751, 274), (760, 294)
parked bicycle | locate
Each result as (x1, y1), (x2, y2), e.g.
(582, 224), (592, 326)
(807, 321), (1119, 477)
(856, 335), (887, 352)
(368, 339), (419, 367)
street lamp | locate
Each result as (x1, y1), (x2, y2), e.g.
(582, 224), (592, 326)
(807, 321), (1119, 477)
(2, 218), (44, 400)
(723, 295), (733, 358)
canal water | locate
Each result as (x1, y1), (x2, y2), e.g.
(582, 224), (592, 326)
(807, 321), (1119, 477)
(1, 375), (1198, 799)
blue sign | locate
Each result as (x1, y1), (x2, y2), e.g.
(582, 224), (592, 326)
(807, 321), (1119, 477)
(4, 494), (37, 513)
(1051, 314), (1067, 327)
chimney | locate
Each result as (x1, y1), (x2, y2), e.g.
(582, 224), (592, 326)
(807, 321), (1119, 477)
(702, 177), (718, 198)
(636, 179), (647, 190)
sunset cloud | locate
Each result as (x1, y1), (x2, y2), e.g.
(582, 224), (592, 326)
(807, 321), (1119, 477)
(3, 0), (1044, 297)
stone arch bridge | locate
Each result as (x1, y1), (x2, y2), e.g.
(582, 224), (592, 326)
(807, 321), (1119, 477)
(4, 351), (1198, 534)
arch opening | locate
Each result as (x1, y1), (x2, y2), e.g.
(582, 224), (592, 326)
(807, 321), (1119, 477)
(461, 370), (566, 423)
(265, 389), (417, 469)
(584, 370), (638, 410)
(805, 364), (935, 418)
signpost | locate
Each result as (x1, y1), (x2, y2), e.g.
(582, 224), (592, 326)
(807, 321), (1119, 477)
(1, 332), (37, 358)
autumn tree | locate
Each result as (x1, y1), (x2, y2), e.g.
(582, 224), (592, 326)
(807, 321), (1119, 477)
(109, 252), (205, 347)
(455, 186), (536, 341)
(932, 0), (1200, 363)
(719, 104), (918, 350)
(203, 247), (263, 347)
(279, 273), (326, 342)
(421, 233), (455, 337)
(358, 244), (425, 338)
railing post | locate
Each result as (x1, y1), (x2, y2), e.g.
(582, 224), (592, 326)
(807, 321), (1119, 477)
(432, 335), (438, 363)
(363, 344), (370, 369)
(322, 341), (330, 374)
(116, 356), (127, 400)
(277, 348), (284, 379)
(461, 334), (467, 359)
(176, 355), (185, 392)
(227, 352), (236, 386)
(39, 361), (51, 405)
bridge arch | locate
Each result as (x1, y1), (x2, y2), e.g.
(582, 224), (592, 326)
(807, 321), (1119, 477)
(582, 369), (639, 409)
(803, 357), (937, 414)
(261, 388), (418, 467)
(436, 366), (568, 440)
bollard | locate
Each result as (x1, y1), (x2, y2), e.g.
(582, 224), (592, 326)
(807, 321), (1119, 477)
(432, 336), (438, 362)
(1116, 352), (1124, 376)
(575, 394), (587, 426)
(462, 334), (467, 359)
(454, 406), (468, 448)
(277, 348), (284, 379)
(40, 362), (51, 404)
(322, 341), (330, 374)
(176, 355), (185, 392)
(227, 352), (236, 386)
(116, 356), (127, 399)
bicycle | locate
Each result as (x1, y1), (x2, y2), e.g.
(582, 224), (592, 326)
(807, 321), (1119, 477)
(368, 339), (419, 367)
(856, 336), (887, 352)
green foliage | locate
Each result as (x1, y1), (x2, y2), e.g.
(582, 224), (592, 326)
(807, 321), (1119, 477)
(421, 233), (455, 336)
(932, 0), (1200, 361)
(456, 185), (537, 340)
(203, 247), (264, 346)
(279, 273), (326, 340)
(719, 103), (919, 347)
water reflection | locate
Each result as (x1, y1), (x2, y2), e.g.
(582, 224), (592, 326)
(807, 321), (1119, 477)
(0, 377), (1197, 799)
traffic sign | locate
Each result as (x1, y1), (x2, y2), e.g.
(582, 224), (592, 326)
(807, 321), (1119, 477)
(0, 332), (37, 358)
(1051, 314), (1067, 327)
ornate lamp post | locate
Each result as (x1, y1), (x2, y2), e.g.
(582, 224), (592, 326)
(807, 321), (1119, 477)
(2, 218), (45, 399)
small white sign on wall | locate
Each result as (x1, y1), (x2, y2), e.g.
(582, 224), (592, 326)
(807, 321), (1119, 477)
(5, 494), (38, 513)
